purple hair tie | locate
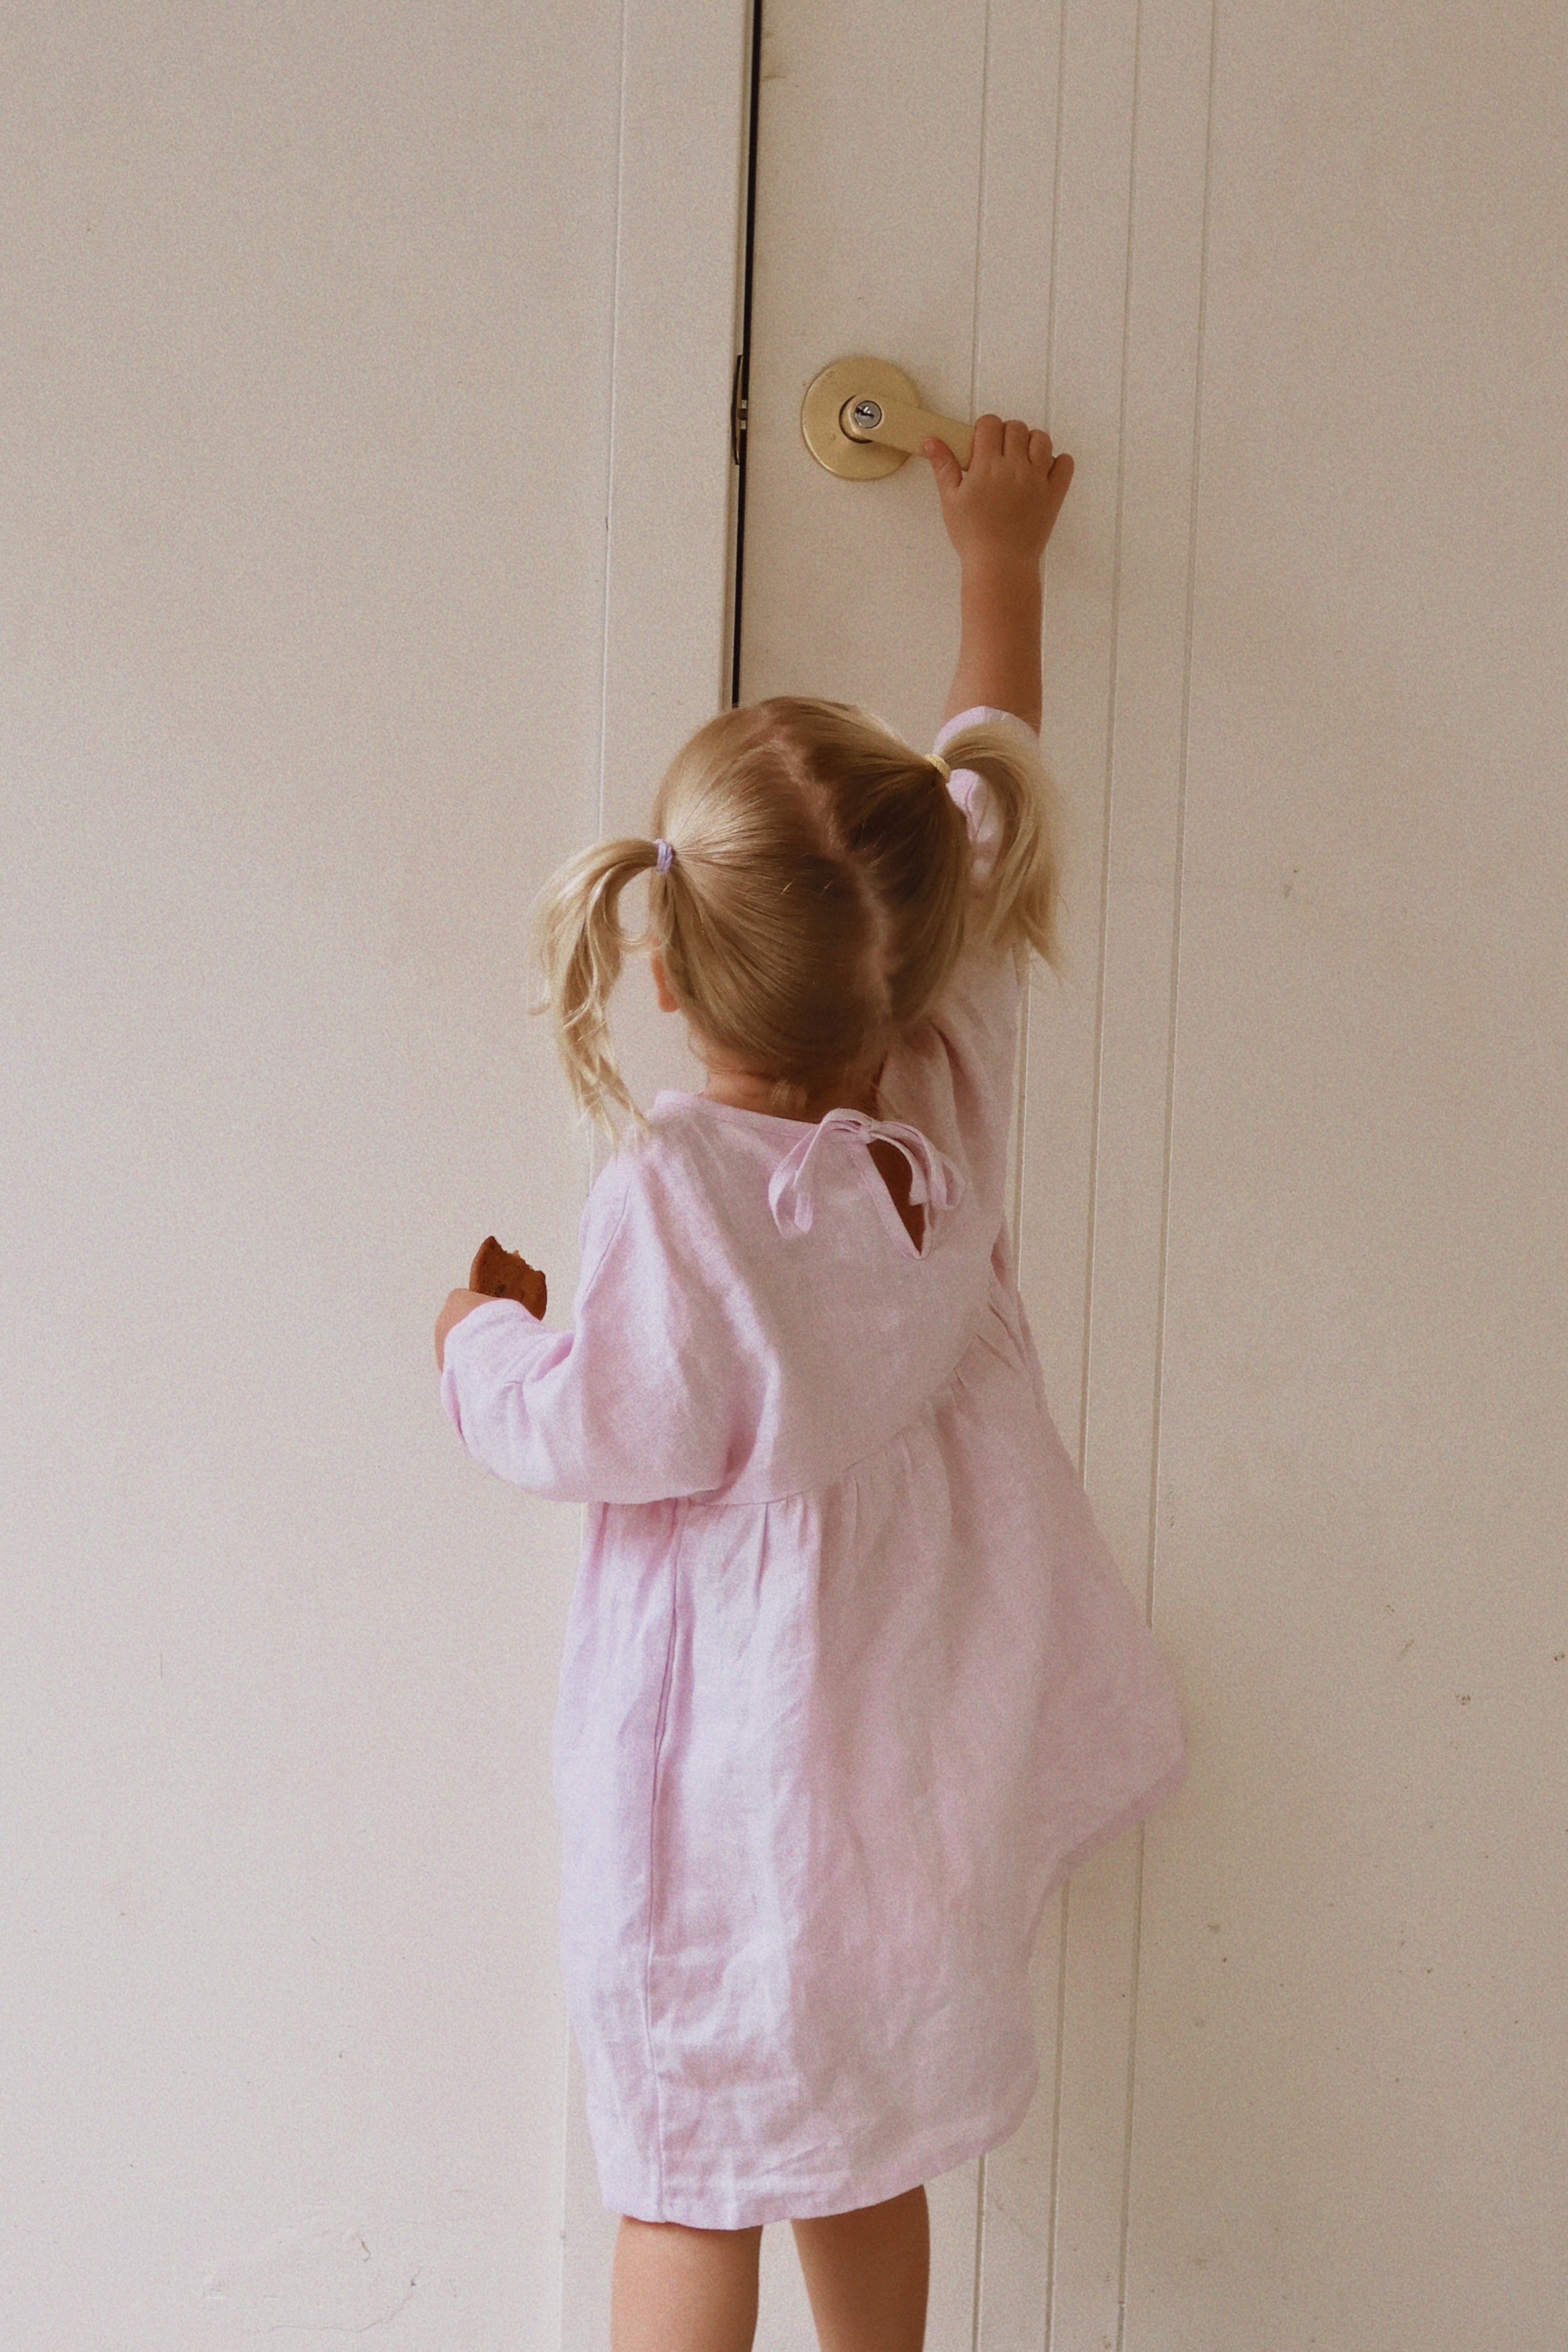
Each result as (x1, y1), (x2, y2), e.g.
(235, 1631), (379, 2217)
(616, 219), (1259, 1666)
(654, 837), (675, 874)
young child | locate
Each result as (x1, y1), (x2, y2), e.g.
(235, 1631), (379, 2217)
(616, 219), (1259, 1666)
(435, 418), (1185, 2352)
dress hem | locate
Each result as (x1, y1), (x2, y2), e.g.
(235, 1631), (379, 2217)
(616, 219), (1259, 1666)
(598, 2062), (1041, 2231)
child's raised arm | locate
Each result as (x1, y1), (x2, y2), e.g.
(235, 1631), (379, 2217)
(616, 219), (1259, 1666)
(926, 416), (1074, 734)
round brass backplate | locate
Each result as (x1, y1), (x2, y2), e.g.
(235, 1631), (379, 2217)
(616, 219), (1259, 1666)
(801, 357), (919, 479)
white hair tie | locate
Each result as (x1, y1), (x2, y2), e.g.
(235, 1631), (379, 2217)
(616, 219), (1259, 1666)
(929, 754), (952, 783)
(654, 837), (676, 873)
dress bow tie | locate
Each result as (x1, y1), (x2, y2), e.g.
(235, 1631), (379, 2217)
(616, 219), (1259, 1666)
(767, 1109), (966, 1245)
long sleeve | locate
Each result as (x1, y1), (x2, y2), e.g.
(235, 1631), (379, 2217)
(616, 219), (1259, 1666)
(439, 1155), (738, 1506)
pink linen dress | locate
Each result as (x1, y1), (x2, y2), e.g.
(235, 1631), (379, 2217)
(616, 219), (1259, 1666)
(440, 708), (1186, 2229)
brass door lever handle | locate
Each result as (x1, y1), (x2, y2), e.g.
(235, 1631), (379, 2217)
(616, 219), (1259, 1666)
(801, 358), (975, 478)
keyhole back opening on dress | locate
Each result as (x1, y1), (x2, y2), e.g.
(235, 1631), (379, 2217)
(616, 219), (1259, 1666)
(868, 1137), (927, 1253)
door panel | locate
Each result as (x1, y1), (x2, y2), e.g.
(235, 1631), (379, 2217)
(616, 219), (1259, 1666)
(740, 2), (1567, 2346)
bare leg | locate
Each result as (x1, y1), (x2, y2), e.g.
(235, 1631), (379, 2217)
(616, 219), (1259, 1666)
(789, 2184), (930, 2352)
(610, 2217), (764, 2352)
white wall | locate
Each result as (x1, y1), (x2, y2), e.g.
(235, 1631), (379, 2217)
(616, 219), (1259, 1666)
(0, 6), (743, 2344)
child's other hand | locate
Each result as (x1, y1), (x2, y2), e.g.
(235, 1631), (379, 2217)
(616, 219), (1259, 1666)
(435, 1288), (491, 1371)
(925, 415), (1074, 571)
(469, 1235), (548, 1318)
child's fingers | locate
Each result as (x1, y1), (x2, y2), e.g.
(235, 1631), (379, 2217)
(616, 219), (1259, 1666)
(969, 412), (1005, 464)
(923, 437), (964, 495)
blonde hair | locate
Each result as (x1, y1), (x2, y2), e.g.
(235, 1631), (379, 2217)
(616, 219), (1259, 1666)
(534, 697), (1062, 1137)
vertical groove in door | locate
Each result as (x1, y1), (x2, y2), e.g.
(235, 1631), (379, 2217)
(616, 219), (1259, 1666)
(597, 0), (633, 840)
(1056, 0), (1143, 2311)
(967, 0), (995, 419)
(1113, 1825), (1150, 2352)
(728, 0), (766, 706)
(967, 15), (997, 2298)
(1028, 0), (1066, 1472)
(1120, 8), (1218, 2347)
(1098, 7), (1150, 2342)
(1038, 4), (1073, 2340)
(554, 2025), (574, 2349)
(969, 2155), (986, 2352)
(1042, 1877), (1070, 2351)
(1076, 0), (1146, 1498)
(586, 0), (636, 1210)
(1014, 0), (1070, 1361)
(1147, 0), (1218, 1631)
(1044, 0), (1069, 417)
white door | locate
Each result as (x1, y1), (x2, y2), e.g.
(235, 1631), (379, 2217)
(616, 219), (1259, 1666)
(735, 2), (1568, 2348)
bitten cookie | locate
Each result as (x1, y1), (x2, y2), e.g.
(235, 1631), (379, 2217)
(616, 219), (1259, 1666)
(469, 1236), (548, 1320)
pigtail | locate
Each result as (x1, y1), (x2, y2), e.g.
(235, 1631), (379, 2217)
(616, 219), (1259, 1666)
(533, 835), (659, 1139)
(937, 719), (1065, 970)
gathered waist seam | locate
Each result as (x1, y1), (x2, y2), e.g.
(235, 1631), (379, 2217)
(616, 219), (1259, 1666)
(654, 1296), (1028, 1515)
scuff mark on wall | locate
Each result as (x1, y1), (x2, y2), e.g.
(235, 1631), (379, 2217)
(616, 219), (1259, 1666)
(201, 2221), (420, 2334)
